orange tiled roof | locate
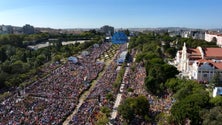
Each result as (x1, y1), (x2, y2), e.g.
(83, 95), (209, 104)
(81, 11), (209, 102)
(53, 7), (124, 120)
(188, 48), (202, 59)
(212, 62), (222, 69)
(188, 48), (201, 55)
(203, 48), (222, 58)
(196, 59), (212, 66)
(196, 59), (222, 69)
(206, 32), (222, 36)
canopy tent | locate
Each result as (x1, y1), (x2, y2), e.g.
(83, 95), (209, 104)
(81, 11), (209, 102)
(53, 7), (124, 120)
(112, 32), (128, 44)
(117, 58), (125, 64)
(119, 51), (128, 60)
(117, 51), (128, 65)
(68, 56), (78, 64)
(81, 51), (90, 56)
(93, 43), (99, 48)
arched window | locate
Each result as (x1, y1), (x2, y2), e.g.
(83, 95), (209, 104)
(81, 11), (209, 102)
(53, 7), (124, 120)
(211, 37), (217, 42)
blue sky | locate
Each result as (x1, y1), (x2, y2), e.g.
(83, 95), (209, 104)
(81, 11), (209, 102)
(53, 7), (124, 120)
(0, 0), (222, 29)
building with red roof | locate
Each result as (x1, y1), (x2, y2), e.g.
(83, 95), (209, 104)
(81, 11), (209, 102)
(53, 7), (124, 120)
(174, 43), (222, 82)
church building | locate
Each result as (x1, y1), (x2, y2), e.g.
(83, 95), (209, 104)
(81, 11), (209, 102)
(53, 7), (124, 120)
(174, 43), (222, 82)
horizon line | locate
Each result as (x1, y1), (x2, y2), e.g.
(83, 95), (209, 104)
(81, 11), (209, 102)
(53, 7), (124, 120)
(1, 24), (222, 30)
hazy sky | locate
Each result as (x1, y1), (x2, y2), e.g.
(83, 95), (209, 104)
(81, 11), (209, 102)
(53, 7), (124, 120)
(0, 0), (222, 29)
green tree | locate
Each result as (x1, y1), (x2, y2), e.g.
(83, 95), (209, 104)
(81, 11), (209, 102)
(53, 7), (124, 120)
(100, 106), (111, 117)
(210, 96), (222, 106)
(171, 93), (208, 125)
(135, 53), (145, 62)
(149, 58), (164, 65)
(162, 64), (179, 81)
(165, 78), (180, 93)
(171, 80), (209, 124)
(123, 29), (130, 36)
(0, 47), (7, 62)
(200, 106), (222, 125)
(95, 112), (109, 125)
(165, 47), (177, 58)
(106, 93), (114, 102)
(174, 81), (202, 100)
(0, 71), (8, 88)
(144, 62), (176, 95)
(211, 71), (221, 86)
(11, 60), (25, 74)
(5, 45), (16, 59)
(145, 76), (159, 94)
(36, 54), (46, 66)
(53, 54), (62, 63)
(21, 52), (27, 62)
(118, 96), (150, 123)
(1, 60), (12, 73)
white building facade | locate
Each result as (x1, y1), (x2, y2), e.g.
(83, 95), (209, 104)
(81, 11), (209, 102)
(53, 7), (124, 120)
(175, 43), (222, 82)
(205, 32), (222, 47)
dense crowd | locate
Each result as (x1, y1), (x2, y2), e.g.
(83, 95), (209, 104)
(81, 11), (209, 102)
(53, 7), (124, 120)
(106, 50), (175, 125)
(0, 42), (112, 125)
(114, 55), (175, 124)
(69, 44), (128, 125)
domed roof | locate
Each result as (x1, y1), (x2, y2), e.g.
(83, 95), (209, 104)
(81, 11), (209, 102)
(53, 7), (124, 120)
(68, 56), (78, 63)
(93, 43), (99, 48)
(81, 50), (90, 56)
(112, 32), (128, 44)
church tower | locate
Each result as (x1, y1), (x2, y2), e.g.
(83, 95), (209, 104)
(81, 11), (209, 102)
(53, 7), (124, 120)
(181, 43), (188, 72)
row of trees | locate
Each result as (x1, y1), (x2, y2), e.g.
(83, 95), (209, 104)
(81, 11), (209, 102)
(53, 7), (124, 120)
(117, 33), (179, 124)
(130, 33), (179, 95)
(0, 33), (49, 47)
(0, 29), (104, 48)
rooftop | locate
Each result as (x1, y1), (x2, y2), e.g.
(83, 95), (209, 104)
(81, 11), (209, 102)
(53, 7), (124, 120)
(204, 48), (222, 58)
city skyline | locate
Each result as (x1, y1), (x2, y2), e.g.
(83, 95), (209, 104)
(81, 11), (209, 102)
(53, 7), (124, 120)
(1, 0), (222, 29)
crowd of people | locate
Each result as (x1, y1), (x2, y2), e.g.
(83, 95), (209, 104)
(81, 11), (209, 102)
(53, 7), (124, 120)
(0, 41), (176, 125)
(0, 42), (112, 125)
(113, 51), (175, 124)
(69, 44), (128, 125)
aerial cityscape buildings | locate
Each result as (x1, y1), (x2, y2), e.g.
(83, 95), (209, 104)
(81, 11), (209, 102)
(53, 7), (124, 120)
(205, 31), (222, 47)
(1, 22), (222, 124)
(0, 24), (35, 34)
(1, 0), (222, 124)
(100, 25), (114, 36)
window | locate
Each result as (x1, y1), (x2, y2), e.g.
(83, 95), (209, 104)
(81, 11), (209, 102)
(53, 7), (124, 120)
(202, 71), (209, 73)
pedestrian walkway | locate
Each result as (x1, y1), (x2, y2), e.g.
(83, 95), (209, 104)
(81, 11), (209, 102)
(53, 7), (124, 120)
(109, 66), (130, 124)
(111, 93), (122, 119)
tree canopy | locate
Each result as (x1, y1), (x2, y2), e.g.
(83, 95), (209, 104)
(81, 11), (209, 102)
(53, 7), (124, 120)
(118, 96), (150, 123)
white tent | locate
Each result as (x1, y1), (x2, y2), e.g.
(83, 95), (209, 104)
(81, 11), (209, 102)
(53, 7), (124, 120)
(93, 43), (99, 48)
(68, 56), (78, 63)
(81, 51), (90, 56)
